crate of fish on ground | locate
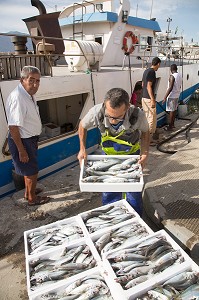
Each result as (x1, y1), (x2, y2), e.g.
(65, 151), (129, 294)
(29, 266), (115, 300)
(26, 237), (101, 296)
(102, 229), (194, 300)
(24, 215), (86, 257)
(135, 261), (199, 300)
(91, 217), (154, 259)
(79, 199), (140, 235)
(79, 155), (144, 192)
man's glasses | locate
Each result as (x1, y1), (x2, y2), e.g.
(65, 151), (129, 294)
(105, 114), (125, 122)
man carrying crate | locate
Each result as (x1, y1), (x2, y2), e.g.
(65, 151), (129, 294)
(77, 88), (150, 216)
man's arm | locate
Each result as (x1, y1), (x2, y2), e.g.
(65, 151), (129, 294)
(139, 130), (150, 169)
(147, 81), (156, 107)
(77, 121), (88, 167)
(163, 75), (175, 103)
(9, 126), (29, 163)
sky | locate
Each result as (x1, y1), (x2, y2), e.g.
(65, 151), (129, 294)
(0, 0), (199, 43)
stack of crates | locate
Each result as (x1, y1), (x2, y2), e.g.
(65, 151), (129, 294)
(24, 200), (199, 299)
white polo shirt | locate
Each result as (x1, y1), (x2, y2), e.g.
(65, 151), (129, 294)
(6, 83), (42, 138)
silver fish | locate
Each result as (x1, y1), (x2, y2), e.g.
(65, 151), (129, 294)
(120, 157), (139, 169)
(147, 290), (169, 300)
(163, 271), (199, 290)
(153, 250), (181, 273)
(125, 275), (149, 289)
(95, 232), (112, 252)
(87, 158), (121, 171)
(82, 175), (99, 182)
(176, 283), (199, 300)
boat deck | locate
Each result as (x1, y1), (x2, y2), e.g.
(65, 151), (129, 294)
(143, 114), (199, 263)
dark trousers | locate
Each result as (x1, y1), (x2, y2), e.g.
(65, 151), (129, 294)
(101, 149), (143, 216)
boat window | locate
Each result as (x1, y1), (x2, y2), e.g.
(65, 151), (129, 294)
(37, 93), (87, 142)
(139, 36), (153, 51)
(147, 37), (153, 51)
(95, 37), (103, 45)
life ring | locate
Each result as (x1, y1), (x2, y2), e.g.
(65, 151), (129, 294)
(122, 31), (138, 54)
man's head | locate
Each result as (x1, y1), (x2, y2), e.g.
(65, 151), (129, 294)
(151, 57), (161, 71)
(134, 83), (142, 95)
(170, 64), (178, 73)
(104, 88), (130, 124)
(20, 66), (41, 96)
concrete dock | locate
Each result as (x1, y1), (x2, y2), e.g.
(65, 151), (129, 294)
(143, 114), (199, 263)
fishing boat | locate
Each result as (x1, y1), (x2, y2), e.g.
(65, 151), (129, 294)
(0, 0), (199, 198)
(156, 29), (199, 63)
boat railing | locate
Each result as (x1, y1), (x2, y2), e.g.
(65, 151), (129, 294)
(1, 33), (198, 81)
(183, 47), (199, 64)
(0, 32), (91, 81)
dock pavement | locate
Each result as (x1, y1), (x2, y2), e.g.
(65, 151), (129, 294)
(143, 113), (199, 264)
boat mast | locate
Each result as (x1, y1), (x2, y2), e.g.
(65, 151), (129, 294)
(166, 17), (172, 38)
(149, 0), (153, 19)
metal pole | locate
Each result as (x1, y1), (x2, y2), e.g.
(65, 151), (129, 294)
(150, 0), (153, 19)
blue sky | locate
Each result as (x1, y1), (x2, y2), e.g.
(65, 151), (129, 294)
(0, 0), (198, 43)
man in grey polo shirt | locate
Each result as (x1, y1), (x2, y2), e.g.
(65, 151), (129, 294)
(78, 87), (149, 216)
(6, 66), (50, 206)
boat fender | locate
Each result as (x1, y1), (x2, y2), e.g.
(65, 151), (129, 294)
(122, 31), (138, 54)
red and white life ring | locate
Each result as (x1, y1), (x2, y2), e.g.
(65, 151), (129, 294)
(122, 31), (138, 54)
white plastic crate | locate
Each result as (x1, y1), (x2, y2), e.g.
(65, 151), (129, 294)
(24, 200), (199, 300)
(79, 155), (144, 192)
(29, 266), (115, 300)
(79, 199), (140, 235)
(102, 229), (195, 300)
(91, 217), (153, 258)
(26, 237), (101, 296)
(24, 215), (85, 257)
(134, 261), (199, 300)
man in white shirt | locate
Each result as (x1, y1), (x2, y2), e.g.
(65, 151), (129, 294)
(6, 66), (50, 206)
(162, 64), (182, 130)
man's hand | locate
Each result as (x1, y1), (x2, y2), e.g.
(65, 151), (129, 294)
(19, 149), (29, 163)
(151, 99), (156, 109)
(77, 149), (87, 168)
(9, 126), (29, 163)
(138, 154), (148, 169)
(162, 98), (166, 104)
(77, 122), (88, 167)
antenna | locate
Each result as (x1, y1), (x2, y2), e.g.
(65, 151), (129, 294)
(150, 0), (153, 19)
(166, 17), (172, 35)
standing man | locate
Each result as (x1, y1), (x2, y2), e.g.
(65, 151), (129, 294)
(77, 88), (150, 216)
(142, 57), (161, 142)
(162, 64), (182, 130)
(6, 66), (50, 206)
